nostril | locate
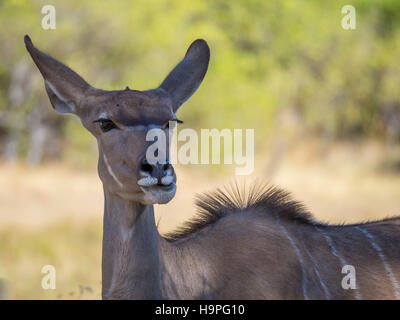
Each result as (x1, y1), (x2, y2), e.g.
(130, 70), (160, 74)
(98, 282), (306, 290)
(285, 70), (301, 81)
(162, 163), (171, 173)
(140, 161), (153, 174)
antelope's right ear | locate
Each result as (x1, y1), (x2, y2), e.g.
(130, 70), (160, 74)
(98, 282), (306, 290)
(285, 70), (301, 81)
(24, 35), (92, 115)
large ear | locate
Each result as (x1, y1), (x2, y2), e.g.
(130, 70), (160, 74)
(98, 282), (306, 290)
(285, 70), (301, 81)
(24, 35), (92, 114)
(159, 39), (210, 112)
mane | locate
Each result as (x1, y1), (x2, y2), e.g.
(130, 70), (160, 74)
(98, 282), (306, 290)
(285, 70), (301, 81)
(164, 182), (317, 242)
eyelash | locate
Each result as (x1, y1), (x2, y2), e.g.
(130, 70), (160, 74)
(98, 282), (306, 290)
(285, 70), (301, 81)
(166, 119), (183, 128)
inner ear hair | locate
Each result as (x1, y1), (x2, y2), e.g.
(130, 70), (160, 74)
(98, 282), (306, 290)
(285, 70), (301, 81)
(45, 80), (77, 114)
(24, 35), (94, 115)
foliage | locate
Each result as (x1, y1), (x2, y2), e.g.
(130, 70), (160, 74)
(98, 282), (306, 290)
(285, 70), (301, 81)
(0, 0), (400, 164)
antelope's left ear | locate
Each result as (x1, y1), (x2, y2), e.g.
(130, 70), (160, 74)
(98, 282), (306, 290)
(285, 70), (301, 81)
(159, 39), (210, 112)
(24, 35), (94, 115)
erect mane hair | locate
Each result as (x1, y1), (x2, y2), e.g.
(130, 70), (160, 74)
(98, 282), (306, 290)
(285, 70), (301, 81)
(164, 182), (317, 241)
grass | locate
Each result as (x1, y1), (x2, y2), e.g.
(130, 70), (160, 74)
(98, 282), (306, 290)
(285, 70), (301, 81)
(0, 219), (102, 299)
(1, 139), (400, 299)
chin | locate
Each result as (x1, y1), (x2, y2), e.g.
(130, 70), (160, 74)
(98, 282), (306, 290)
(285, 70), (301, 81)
(139, 183), (177, 205)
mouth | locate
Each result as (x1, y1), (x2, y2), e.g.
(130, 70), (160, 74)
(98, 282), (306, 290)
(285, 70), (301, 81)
(153, 182), (174, 190)
(139, 182), (177, 204)
(141, 182), (176, 192)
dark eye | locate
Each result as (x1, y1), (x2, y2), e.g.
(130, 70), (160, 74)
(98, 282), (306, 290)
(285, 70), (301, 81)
(100, 120), (117, 132)
(94, 119), (118, 132)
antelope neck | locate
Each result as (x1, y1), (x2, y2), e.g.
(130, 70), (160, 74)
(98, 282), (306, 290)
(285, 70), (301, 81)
(101, 188), (162, 299)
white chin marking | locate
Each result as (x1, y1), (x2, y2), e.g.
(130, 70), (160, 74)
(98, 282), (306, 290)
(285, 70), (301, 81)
(137, 176), (158, 187)
(137, 171), (174, 187)
(161, 175), (174, 185)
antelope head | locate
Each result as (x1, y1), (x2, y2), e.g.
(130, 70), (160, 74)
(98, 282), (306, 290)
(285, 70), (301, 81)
(24, 35), (209, 205)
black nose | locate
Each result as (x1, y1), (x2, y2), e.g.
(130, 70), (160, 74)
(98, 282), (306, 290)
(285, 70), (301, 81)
(140, 159), (154, 174)
(140, 159), (171, 184)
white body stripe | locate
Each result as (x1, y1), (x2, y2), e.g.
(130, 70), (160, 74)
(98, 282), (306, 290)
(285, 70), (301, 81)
(277, 220), (309, 299)
(356, 226), (400, 299)
(305, 249), (331, 299)
(316, 227), (362, 300)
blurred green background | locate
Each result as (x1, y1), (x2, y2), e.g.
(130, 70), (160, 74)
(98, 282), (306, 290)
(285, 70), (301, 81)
(1, 0), (400, 165)
(1, 0), (400, 299)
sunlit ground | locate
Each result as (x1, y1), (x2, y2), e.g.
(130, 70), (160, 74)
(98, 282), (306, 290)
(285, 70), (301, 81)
(1, 140), (400, 299)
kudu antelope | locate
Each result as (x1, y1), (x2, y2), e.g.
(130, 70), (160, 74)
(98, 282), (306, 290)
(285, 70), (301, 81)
(25, 35), (400, 300)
